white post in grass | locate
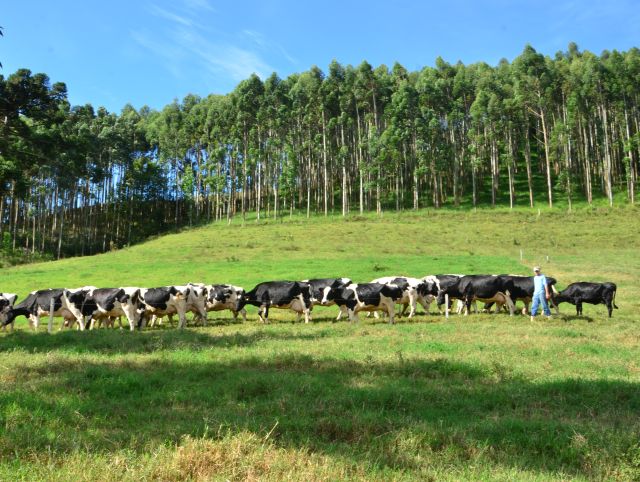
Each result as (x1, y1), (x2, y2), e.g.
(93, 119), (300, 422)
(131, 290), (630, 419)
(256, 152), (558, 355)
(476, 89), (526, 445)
(445, 294), (449, 319)
(48, 298), (55, 333)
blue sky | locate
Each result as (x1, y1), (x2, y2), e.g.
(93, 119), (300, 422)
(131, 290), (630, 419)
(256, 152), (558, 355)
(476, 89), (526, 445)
(2, 0), (638, 113)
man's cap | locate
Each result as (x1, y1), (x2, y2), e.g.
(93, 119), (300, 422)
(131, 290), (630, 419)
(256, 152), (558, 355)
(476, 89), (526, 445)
(533, 266), (541, 272)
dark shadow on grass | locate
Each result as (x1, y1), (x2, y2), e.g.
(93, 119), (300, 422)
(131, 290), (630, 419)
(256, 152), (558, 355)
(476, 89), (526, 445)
(0, 328), (334, 354)
(1, 354), (638, 479)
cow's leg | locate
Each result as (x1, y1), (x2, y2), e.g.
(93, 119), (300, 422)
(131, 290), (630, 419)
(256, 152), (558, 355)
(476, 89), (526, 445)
(575, 300), (582, 316)
(408, 296), (417, 318)
(336, 305), (347, 321)
(35, 314), (43, 331)
(200, 309), (208, 327)
(419, 297), (431, 315)
(464, 297), (471, 316)
(505, 294), (515, 316)
(303, 308), (310, 323)
(178, 308), (187, 329)
(387, 301), (396, 324)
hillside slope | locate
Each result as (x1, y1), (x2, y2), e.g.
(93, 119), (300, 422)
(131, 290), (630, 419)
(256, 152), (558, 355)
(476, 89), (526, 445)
(2, 206), (638, 316)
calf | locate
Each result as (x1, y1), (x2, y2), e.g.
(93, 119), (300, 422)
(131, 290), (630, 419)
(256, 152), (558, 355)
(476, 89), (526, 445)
(322, 283), (404, 324)
(553, 282), (618, 317)
(237, 281), (312, 323)
(205, 284), (247, 322)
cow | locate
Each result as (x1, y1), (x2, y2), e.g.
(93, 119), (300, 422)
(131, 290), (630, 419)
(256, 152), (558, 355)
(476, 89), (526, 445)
(0, 293), (18, 330)
(184, 283), (209, 325)
(370, 276), (434, 318)
(205, 284), (247, 322)
(83, 287), (144, 331)
(139, 286), (190, 329)
(484, 275), (559, 315)
(303, 278), (352, 320)
(552, 282), (618, 317)
(437, 275), (515, 316)
(321, 282), (404, 324)
(237, 281), (312, 323)
(1, 288), (92, 331)
(424, 274), (465, 313)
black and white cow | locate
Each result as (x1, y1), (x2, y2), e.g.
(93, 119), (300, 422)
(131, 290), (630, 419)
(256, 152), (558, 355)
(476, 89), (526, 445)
(0, 293), (18, 329)
(304, 278), (352, 320)
(237, 281), (312, 323)
(484, 275), (559, 315)
(427, 274), (466, 313)
(205, 284), (247, 322)
(2, 288), (92, 330)
(184, 283), (209, 325)
(321, 282), (404, 324)
(84, 287), (144, 331)
(371, 276), (435, 318)
(139, 286), (190, 329)
(552, 282), (618, 317)
(437, 275), (515, 316)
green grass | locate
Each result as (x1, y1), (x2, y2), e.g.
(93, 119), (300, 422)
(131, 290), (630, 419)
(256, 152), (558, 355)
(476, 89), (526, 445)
(1, 206), (640, 480)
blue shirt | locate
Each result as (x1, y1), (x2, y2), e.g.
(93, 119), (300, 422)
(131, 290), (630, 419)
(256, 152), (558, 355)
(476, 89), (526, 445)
(533, 274), (547, 295)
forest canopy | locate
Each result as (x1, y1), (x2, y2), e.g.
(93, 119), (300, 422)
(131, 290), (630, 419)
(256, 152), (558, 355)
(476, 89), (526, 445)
(1, 43), (639, 260)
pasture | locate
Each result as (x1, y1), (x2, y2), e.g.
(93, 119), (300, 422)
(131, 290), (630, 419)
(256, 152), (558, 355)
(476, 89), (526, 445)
(1, 206), (639, 480)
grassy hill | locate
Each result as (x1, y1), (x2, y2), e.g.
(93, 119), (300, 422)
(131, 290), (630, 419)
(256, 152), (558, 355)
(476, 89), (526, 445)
(1, 206), (639, 480)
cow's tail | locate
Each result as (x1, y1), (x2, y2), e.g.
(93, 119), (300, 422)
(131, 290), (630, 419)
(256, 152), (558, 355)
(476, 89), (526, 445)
(613, 289), (619, 309)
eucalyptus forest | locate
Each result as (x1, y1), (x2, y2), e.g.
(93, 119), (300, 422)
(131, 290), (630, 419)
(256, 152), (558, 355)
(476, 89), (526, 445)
(1, 43), (639, 260)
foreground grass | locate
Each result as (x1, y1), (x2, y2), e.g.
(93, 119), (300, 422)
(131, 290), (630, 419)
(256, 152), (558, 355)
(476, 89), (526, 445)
(1, 206), (639, 480)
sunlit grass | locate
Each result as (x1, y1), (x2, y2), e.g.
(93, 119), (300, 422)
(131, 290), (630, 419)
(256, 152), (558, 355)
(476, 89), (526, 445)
(1, 206), (639, 480)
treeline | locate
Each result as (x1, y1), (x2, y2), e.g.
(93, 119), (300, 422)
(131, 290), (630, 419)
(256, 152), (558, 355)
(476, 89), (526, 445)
(1, 43), (639, 260)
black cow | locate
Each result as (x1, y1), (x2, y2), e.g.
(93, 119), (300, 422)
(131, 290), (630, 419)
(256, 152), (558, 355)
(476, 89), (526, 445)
(484, 275), (558, 315)
(438, 275), (515, 316)
(321, 282), (404, 324)
(553, 282), (618, 317)
(2, 288), (92, 330)
(237, 281), (312, 323)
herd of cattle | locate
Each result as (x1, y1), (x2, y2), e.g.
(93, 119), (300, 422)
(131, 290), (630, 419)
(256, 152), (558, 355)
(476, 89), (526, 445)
(0, 274), (619, 332)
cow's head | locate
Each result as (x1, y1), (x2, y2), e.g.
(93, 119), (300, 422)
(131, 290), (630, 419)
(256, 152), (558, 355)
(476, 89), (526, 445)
(298, 282), (313, 305)
(321, 286), (342, 305)
(235, 291), (251, 313)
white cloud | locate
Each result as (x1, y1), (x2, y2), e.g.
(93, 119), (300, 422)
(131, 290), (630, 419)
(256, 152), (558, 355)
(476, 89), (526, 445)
(131, 2), (300, 89)
(182, 0), (214, 11)
(149, 5), (194, 27)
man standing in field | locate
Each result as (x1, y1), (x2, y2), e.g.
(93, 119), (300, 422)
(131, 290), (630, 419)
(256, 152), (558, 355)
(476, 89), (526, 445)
(530, 266), (552, 321)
